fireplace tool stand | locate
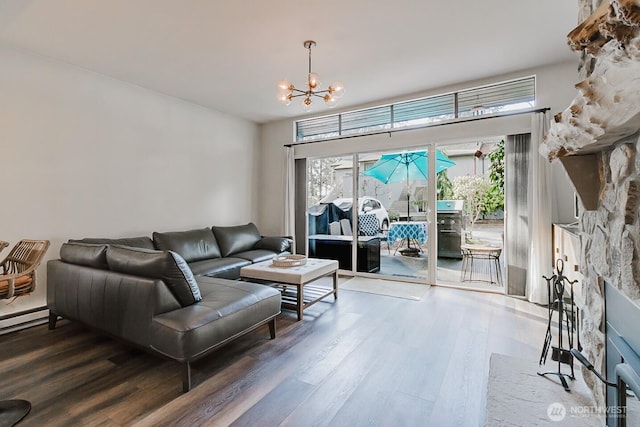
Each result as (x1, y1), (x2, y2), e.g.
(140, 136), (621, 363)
(538, 259), (579, 392)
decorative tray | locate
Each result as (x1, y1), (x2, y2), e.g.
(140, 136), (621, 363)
(272, 254), (307, 267)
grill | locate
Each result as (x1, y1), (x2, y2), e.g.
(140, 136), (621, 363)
(437, 200), (464, 259)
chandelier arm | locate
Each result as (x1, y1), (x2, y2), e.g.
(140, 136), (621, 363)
(288, 93), (308, 99)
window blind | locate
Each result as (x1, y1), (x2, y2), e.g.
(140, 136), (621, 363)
(295, 76), (536, 141)
(393, 94), (455, 124)
(296, 115), (340, 141)
(341, 106), (391, 135)
(458, 77), (535, 113)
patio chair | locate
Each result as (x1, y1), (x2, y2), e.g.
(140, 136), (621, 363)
(358, 213), (389, 254)
(0, 239), (50, 300)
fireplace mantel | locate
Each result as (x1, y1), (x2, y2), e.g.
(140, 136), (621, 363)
(542, 0), (640, 210)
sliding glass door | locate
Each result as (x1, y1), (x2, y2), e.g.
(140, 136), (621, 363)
(305, 155), (354, 273)
(434, 140), (506, 292)
(302, 140), (506, 292)
(356, 149), (433, 282)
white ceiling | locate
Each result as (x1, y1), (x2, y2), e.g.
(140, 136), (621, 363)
(0, 1), (579, 124)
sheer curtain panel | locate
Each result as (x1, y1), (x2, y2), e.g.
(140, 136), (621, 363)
(284, 146), (296, 253)
(526, 112), (552, 304)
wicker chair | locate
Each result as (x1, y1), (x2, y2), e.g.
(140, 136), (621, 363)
(0, 239), (50, 300)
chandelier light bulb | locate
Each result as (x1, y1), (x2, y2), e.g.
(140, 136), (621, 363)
(329, 81), (345, 98)
(301, 96), (313, 112)
(324, 94), (337, 108)
(276, 79), (292, 92)
(308, 72), (320, 89)
(276, 40), (344, 111)
(277, 92), (292, 106)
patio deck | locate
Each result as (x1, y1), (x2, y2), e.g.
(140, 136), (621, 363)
(375, 221), (506, 293)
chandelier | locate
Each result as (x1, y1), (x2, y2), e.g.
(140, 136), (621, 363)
(276, 40), (345, 112)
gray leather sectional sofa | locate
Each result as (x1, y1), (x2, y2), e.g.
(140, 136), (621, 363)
(47, 223), (292, 391)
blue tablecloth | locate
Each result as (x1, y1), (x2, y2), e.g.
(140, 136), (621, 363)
(388, 221), (429, 245)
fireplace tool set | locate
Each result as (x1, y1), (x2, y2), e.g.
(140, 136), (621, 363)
(538, 258), (580, 391)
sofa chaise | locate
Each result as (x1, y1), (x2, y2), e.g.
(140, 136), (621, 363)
(47, 223), (291, 391)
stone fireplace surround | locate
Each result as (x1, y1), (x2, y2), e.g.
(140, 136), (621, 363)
(542, 0), (640, 410)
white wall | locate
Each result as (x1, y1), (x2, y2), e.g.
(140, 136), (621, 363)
(0, 46), (259, 319)
(257, 60), (581, 235)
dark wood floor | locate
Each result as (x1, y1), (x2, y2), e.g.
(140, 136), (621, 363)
(0, 279), (548, 426)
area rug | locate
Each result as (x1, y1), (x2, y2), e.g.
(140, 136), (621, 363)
(340, 277), (429, 300)
(485, 353), (603, 426)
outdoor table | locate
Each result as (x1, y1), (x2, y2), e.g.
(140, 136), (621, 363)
(460, 244), (502, 285)
(388, 221), (428, 255)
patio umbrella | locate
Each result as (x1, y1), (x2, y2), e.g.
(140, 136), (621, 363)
(363, 149), (455, 185)
(363, 150), (456, 250)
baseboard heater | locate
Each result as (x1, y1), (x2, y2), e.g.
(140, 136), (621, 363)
(0, 306), (48, 335)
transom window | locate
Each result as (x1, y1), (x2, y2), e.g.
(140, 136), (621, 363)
(295, 76), (535, 142)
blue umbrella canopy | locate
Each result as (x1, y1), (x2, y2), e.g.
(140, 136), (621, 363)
(363, 150), (456, 235)
(363, 149), (456, 184)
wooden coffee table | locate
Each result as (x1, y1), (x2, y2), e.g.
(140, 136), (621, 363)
(240, 258), (339, 321)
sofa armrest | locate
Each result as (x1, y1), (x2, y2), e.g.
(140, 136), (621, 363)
(253, 236), (293, 253)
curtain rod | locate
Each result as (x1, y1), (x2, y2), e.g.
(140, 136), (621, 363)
(283, 107), (550, 147)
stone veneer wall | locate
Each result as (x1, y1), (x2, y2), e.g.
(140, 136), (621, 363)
(578, 131), (640, 406)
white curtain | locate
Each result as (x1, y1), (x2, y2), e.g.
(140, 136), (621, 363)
(526, 112), (552, 304)
(283, 145), (296, 253)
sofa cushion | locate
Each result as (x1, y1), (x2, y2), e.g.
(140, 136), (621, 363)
(253, 236), (292, 253)
(150, 276), (281, 361)
(232, 249), (278, 264)
(106, 245), (202, 307)
(212, 223), (261, 257)
(69, 236), (155, 250)
(60, 242), (109, 269)
(188, 257), (250, 279)
(153, 228), (221, 262)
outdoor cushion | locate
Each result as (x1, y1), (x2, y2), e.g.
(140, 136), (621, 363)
(0, 275), (32, 290)
(329, 222), (341, 235)
(106, 245), (202, 307)
(212, 223), (261, 257)
(340, 218), (352, 235)
(69, 236), (155, 250)
(153, 228), (221, 262)
(358, 213), (380, 236)
(60, 242), (109, 269)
